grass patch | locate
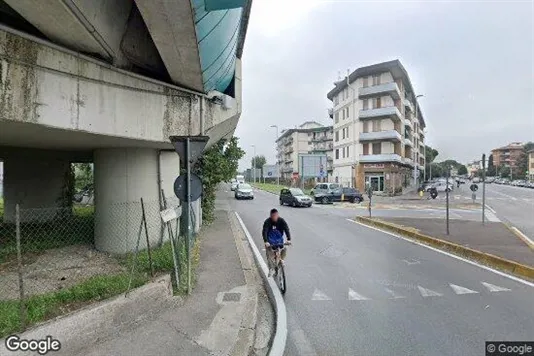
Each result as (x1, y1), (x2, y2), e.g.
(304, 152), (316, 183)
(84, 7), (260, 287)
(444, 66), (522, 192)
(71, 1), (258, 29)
(251, 183), (312, 195)
(0, 206), (94, 263)
(0, 273), (147, 338)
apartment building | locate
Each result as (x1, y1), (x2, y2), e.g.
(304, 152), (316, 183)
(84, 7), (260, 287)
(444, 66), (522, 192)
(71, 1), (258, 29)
(326, 60), (426, 194)
(276, 121), (334, 180)
(528, 149), (534, 182)
(491, 142), (524, 176)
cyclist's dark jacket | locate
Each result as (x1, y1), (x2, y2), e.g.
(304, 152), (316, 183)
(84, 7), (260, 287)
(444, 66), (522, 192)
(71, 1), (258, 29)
(262, 217), (291, 246)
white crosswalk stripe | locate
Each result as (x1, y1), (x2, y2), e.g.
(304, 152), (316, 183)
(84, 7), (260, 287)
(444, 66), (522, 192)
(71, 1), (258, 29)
(417, 286), (443, 297)
(311, 288), (332, 300)
(449, 283), (478, 294)
(481, 282), (511, 292)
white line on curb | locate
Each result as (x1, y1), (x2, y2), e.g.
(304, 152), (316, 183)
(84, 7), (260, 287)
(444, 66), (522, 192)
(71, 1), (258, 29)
(346, 218), (534, 288)
(235, 212), (287, 356)
(484, 204), (496, 214)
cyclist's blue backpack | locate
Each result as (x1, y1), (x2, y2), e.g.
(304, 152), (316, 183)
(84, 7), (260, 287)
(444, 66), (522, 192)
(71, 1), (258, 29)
(267, 226), (284, 246)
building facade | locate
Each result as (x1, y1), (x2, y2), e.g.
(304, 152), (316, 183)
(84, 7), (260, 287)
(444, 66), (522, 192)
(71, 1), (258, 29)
(276, 121), (333, 180)
(327, 60), (426, 194)
(491, 142), (524, 177)
(528, 150), (534, 182)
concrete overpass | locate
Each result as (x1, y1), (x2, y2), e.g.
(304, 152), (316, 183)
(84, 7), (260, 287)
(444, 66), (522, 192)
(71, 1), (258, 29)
(0, 0), (252, 252)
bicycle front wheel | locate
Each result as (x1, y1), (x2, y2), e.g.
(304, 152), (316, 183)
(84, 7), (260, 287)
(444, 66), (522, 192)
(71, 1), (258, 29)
(277, 262), (286, 294)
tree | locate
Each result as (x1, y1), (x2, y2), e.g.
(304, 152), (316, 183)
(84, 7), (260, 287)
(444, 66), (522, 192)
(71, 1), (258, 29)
(458, 165), (468, 175)
(516, 142), (534, 179)
(251, 155), (266, 178)
(193, 137), (245, 222)
(486, 154), (496, 176)
(425, 145), (439, 180)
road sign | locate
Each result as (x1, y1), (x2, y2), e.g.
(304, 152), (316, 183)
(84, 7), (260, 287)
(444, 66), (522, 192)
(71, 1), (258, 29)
(470, 183), (478, 192)
(268, 171), (272, 176)
(174, 174), (203, 202)
(169, 136), (209, 166)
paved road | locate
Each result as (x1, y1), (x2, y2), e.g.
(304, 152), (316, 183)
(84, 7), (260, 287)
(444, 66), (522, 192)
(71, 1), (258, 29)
(450, 183), (534, 239)
(228, 187), (534, 356)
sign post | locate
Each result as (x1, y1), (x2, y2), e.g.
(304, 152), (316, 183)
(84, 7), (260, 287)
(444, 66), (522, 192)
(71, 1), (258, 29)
(482, 153), (486, 225)
(170, 135), (209, 294)
(446, 166), (450, 235)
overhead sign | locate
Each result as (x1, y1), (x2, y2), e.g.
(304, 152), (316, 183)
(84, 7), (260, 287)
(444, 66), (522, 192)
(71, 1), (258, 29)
(262, 164), (279, 178)
(298, 154), (328, 178)
(364, 164), (385, 169)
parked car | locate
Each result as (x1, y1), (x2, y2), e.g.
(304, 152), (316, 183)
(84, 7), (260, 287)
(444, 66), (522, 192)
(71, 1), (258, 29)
(338, 187), (364, 203)
(472, 177), (481, 183)
(230, 180), (239, 191)
(311, 182), (342, 204)
(234, 183), (254, 199)
(280, 188), (313, 207)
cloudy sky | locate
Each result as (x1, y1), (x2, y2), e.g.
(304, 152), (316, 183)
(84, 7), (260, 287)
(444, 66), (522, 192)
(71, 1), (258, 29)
(235, 0), (534, 169)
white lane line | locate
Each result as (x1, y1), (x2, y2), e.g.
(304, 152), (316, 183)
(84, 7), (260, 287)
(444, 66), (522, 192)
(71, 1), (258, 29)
(348, 288), (369, 301)
(402, 258), (420, 265)
(384, 288), (405, 299)
(346, 219), (534, 288)
(449, 283), (478, 295)
(417, 286), (443, 297)
(481, 282), (511, 292)
(311, 289), (332, 301)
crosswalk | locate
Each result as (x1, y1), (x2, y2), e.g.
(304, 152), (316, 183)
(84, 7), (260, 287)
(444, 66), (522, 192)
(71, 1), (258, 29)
(309, 281), (513, 301)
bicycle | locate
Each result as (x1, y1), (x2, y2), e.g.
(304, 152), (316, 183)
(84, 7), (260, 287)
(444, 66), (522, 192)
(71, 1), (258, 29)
(269, 242), (291, 294)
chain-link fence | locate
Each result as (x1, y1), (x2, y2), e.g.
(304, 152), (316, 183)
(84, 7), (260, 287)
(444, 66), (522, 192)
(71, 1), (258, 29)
(0, 193), (198, 337)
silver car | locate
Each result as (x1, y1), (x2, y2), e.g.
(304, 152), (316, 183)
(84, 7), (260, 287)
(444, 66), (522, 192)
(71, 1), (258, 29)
(235, 183), (254, 200)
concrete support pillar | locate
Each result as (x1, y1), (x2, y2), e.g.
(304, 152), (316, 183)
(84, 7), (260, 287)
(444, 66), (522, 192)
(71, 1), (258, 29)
(3, 155), (70, 223)
(94, 148), (162, 254)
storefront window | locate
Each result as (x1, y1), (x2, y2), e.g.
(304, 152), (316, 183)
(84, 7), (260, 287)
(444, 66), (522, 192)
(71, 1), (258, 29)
(365, 174), (384, 192)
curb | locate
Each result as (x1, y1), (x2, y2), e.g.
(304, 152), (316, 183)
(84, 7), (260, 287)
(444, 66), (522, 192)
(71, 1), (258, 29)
(235, 212), (287, 356)
(355, 216), (534, 281)
(0, 274), (180, 356)
(506, 225), (534, 251)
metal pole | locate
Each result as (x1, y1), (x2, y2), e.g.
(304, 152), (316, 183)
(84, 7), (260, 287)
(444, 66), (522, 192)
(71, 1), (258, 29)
(413, 101), (418, 188)
(186, 137), (192, 294)
(423, 139), (427, 182)
(161, 189), (180, 289)
(140, 198), (154, 277)
(446, 167), (450, 235)
(16, 204), (26, 329)
(482, 154), (486, 225)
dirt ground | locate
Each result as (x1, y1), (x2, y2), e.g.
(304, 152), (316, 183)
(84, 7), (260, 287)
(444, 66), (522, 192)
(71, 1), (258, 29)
(0, 244), (126, 300)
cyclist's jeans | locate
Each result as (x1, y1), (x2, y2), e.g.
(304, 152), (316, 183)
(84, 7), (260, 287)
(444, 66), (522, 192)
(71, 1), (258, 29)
(266, 247), (287, 269)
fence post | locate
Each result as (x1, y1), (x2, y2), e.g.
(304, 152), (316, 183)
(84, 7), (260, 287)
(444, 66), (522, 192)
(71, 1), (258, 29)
(161, 189), (180, 291)
(140, 198), (154, 277)
(16, 204), (27, 330)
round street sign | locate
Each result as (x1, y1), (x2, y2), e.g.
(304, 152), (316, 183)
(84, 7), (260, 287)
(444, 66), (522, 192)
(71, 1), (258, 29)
(174, 174), (203, 202)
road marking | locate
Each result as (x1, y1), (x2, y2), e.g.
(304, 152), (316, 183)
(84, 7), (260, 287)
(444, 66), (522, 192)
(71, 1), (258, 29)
(311, 289), (332, 300)
(481, 282), (511, 292)
(484, 209), (501, 222)
(449, 283), (478, 294)
(417, 286), (442, 297)
(384, 288), (405, 299)
(347, 219), (534, 288)
(484, 204), (496, 214)
(402, 258), (420, 265)
(488, 189), (517, 201)
(348, 288), (369, 300)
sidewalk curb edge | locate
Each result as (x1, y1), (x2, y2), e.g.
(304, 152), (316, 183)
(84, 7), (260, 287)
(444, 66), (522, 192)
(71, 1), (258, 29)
(506, 225), (534, 251)
(235, 212), (287, 356)
(355, 216), (534, 281)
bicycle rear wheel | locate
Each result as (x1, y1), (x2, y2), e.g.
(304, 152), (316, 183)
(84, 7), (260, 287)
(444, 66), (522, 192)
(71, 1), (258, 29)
(276, 262), (286, 294)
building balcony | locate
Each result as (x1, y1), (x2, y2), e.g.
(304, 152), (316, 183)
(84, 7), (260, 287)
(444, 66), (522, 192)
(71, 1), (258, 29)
(359, 106), (402, 121)
(404, 137), (413, 147)
(404, 118), (412, 129)
(404, 98), (414, 112)
(402, 157), (414, 167)
(359, 130), (402, 142)
(359, 153), (403, 164)
(328, 108), (333, 118)
(359, 82), (401, 100)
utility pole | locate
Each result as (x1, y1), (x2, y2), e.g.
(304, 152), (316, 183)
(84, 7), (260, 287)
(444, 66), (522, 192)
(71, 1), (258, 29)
(414, 94), (424, 187)
(270, 125), (280, 185)
(251, 145), (256, 183)
(482, 153), (486, 225)
(423, 129), (427, 182)
(446, 165), (450, 235)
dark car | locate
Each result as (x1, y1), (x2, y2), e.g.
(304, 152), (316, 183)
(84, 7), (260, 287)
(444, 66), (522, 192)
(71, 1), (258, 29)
(279, 188), (313, 207)
(337, 187), (364, 203)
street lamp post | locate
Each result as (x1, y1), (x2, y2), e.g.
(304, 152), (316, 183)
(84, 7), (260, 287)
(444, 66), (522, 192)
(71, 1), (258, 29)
(270, 125), (280, 185)
(423, 128), (427, 182)
(251, 145), (256, 183)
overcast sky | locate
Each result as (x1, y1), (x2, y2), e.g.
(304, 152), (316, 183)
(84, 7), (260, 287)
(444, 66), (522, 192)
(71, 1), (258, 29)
(234, 0), (534, 169)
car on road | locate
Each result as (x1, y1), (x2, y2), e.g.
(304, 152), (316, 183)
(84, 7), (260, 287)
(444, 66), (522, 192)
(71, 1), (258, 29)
(338, 187), (364, 203)
(280, 188), (313, 207)
(311, 182), (342, 204)
(234, 183), (254, 199)
(426, 181), (452, 192)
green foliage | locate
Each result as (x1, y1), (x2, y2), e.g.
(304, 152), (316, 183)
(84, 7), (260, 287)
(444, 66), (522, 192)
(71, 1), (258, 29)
(487, 154), (497, 176)
(499, 166), (511, 178)
(193, 137), (245, 223)
(516, 141), (534, 179)
(251, 155), (266, 169)
(72, 163), (93, 191)
(425, 145), (439, 163)
(457, 165), (468, 175)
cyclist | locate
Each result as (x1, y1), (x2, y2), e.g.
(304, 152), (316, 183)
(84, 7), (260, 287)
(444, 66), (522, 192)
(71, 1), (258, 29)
(262, 208), (291, 276)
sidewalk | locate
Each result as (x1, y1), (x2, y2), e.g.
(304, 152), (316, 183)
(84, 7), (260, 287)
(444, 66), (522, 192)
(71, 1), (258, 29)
(74, 208), (267, 356)
(381, 217), (534, 267)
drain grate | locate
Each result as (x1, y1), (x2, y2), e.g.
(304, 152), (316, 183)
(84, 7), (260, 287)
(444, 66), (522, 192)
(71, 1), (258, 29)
(222, 292), (241, 302)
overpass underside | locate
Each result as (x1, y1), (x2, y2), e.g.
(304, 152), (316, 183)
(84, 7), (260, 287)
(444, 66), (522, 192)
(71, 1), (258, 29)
(0, 0), (250, 253)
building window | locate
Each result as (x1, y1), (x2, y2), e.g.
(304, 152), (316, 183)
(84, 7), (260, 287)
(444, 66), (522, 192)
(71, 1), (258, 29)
(363, 143), (369, 155)
(372, 143), (381, 154)
(363, 99), (369, 110)
(335, 149), (339, 159)
(335, 131), (339, 142)
(363, 121), (369, 133)
(346, 107), (349, 118)
(335, 111), (339, 124)
(372, 120), (381, 132)
(372, 97), (381, 109)
(346, 146), (350, 158)
(342, 109), (345, 120)
(363, 77), (369, 88)
(372, 74), (380, 86)
(346, 127), (349, 138)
